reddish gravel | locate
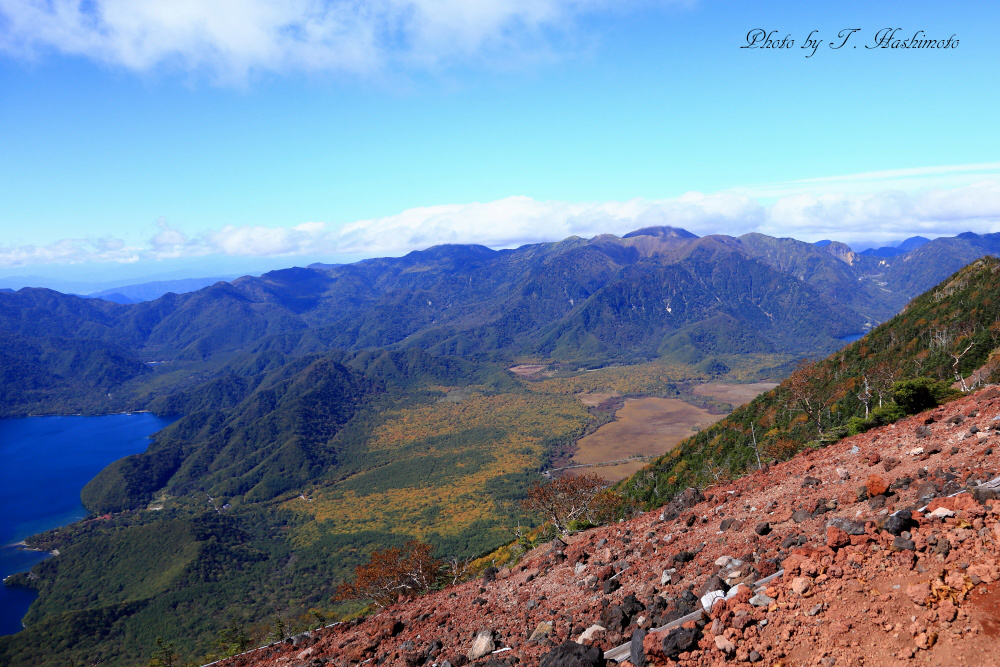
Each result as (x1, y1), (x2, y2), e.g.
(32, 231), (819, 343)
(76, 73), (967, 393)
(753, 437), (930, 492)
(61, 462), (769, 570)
(218, 388), (1000, 667)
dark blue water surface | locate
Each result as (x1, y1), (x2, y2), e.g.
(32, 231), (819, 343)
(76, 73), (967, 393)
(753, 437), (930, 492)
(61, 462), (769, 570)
(0, 413), (175, 636)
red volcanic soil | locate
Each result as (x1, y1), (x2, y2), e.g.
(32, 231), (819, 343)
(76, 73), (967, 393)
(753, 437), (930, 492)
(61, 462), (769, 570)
(218, 388), (1000, 667)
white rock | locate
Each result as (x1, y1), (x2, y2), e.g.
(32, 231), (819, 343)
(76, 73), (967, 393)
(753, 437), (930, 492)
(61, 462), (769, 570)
(701, 590), (725, 611)
(577, 624), (606, 644)
(468, 629), (495, 660)
(930, 507), (955, 518)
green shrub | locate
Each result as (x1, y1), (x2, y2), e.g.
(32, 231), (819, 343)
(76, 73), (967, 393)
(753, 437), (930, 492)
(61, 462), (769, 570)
(846, 416), (872, 436)
(892, 377), (951, 414)
(871, 403), (906, 425)
(566, 519), (597, 532)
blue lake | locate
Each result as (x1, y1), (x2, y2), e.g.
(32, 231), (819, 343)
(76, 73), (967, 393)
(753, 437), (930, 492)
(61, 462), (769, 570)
(0, 413), (175, 636)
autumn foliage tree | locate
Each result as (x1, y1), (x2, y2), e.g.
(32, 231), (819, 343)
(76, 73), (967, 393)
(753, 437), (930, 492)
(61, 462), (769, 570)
(333, 540), (443, 607)
(522, 473), (609, 534)
(786, 359), (829, 434)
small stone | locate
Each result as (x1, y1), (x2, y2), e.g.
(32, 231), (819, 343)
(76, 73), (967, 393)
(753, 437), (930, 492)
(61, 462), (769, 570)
(883, 510), (912, 536)
(866, 474), (889, 497)
(659, 626), (702, 660)
(539, 640), (605, 667)
(749, 593), (774, 607)
(754, 521), (771, 536)
(701, 589), (725, 611)
(468, 629), (496, 660)
(528, 621), (554, 642)
(714, 635), (736, 655)
(719, 518), (742, 532)
(929, 507), (955, 518)
(807, 603), (824, 616)
(576, 624), (606, 645)
(892, 535), (916, 552)
(914, 631), (937, 650)
(826, 526), (850, 549)
(906, 582), (930, 606)
(791, 509), (811, 523)
(790, 577), (811, 596)
(827, 517), (865, 535)
(748, 650), (762, 662)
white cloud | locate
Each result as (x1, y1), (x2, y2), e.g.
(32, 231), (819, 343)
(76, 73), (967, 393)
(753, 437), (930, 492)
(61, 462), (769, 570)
(739, 162), (1000, 200)
(3, 174), (999, 268)
(0, 0), (647, 80)
(0, 237), (143, 267)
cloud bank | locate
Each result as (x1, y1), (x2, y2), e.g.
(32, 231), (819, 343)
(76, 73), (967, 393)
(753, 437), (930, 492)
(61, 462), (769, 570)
(2, 176), (999, 269)
(0, 0), (644, 80)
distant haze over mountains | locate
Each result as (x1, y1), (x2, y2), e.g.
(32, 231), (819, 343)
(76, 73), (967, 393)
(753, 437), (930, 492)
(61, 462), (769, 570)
(3, 225), (1000, 420)
(85, 276), (239, 304)
(0, 229), (978, 301)
(856, 235), (931, 258)
(0, 273), (240, 299)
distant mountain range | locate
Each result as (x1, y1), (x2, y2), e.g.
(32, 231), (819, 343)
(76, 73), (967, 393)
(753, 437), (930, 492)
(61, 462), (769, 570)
(85, 276), (238, 303)
(856, 235), (930, 257)
(2, 227), (999, 418)
(0, 273), (239, 298)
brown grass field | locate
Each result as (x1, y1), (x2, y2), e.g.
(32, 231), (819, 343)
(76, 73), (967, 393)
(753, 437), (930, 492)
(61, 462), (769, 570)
(692, 381), (778, 407)
(567, 397), (723, 482)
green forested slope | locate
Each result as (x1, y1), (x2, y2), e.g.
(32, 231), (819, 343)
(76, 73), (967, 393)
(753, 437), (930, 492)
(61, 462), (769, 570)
(620, 256), (1000, 507)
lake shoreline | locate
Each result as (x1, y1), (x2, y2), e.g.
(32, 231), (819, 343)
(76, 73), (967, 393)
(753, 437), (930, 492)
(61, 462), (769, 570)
(0, 412), (176, 636)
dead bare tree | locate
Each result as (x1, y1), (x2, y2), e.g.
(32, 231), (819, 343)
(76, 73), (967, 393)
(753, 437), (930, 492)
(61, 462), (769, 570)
(869, 362), (899, 407)
(951, 340), (975, 392)
(856, 376), (872, 418)
(749, 422), (762, 470)
(522, 474), (607, 535)
(444, 555), (472, 586)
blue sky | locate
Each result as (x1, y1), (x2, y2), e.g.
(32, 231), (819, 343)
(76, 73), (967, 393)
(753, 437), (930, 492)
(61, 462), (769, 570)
(1, 0), (998, 283)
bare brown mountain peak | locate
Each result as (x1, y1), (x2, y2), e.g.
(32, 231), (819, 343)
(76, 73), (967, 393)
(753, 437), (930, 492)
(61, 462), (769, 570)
(820, 240), (858, 265)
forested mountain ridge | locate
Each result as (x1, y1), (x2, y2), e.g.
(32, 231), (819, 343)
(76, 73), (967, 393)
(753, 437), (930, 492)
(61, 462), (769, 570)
(3, 227), (998, 418)
(619, 255), (1000, 507)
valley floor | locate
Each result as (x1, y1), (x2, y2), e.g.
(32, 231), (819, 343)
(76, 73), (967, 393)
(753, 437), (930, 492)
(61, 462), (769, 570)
(215, 386), (1000, 666)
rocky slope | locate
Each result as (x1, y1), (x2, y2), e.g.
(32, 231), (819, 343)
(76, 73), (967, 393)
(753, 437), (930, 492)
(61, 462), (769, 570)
(216, 387), (1000, 667)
